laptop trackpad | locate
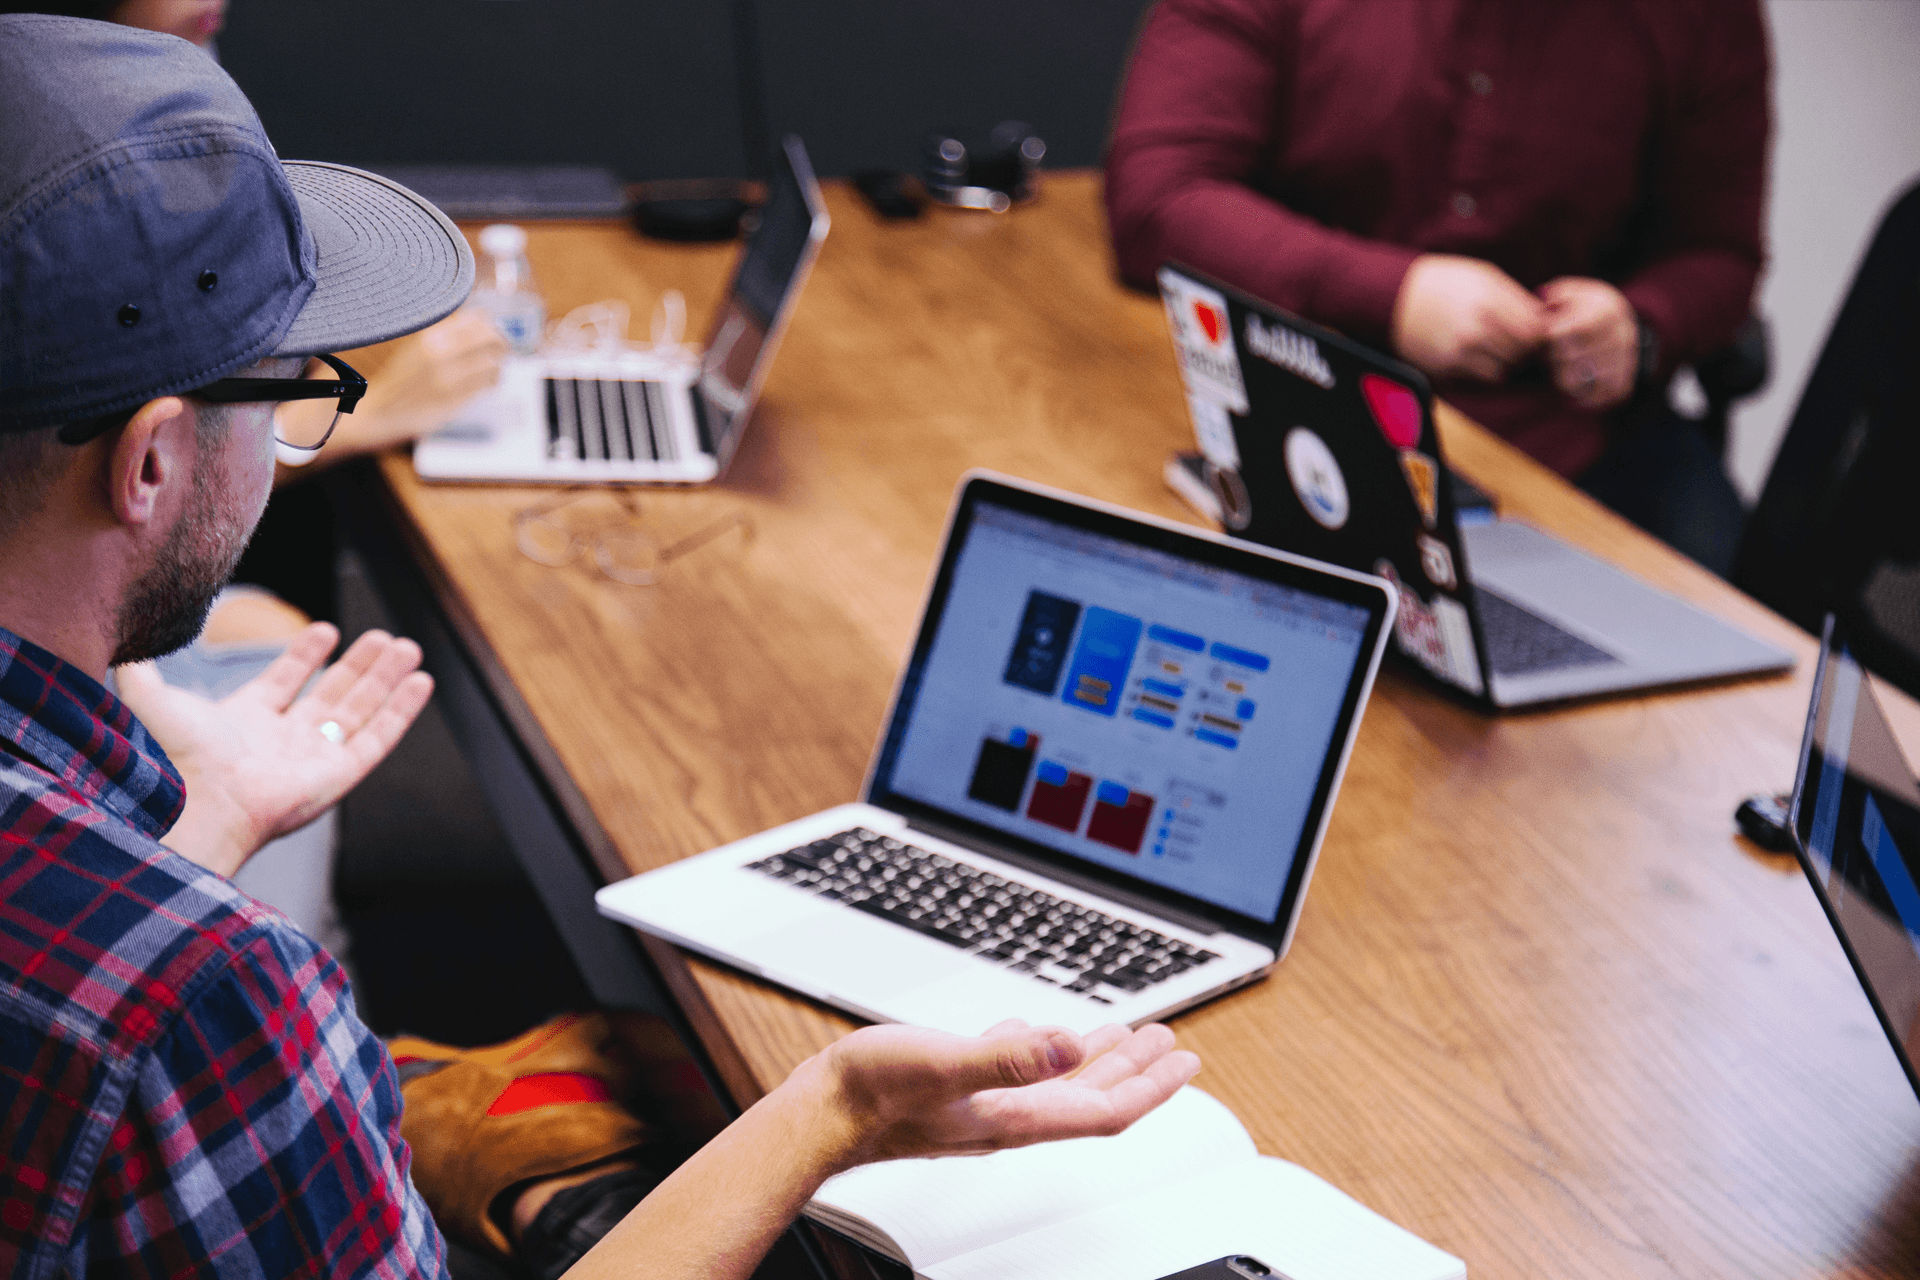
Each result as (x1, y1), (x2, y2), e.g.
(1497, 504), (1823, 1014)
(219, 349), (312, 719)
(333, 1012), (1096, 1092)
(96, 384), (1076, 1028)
(747, 911), (971, 1000)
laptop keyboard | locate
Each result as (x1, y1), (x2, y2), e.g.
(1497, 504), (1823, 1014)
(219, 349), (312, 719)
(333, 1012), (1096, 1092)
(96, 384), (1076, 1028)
(747, 828), (1221, 1004)
(545, 378), (679, 464)
(1476, 586), (1621, 677)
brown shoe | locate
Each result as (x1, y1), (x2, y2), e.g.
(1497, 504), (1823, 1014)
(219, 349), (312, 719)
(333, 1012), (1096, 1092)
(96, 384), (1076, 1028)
(389, 1013), (649, 1256)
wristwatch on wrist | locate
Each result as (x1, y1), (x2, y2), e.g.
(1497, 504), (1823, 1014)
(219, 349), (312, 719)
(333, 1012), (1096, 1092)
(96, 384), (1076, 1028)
(1634, 316), (1661, 392)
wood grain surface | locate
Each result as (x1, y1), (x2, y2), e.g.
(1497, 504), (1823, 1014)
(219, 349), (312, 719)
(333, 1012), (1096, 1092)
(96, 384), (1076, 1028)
(358, 173), (1920, 1279)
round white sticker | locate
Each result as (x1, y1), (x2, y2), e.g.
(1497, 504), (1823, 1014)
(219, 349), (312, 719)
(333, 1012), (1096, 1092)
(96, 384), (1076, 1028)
(1284, 427), (1349, 530)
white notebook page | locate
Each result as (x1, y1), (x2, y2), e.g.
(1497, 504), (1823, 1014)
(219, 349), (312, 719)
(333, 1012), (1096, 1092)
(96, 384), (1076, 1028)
(923, 1158), (1465, 1280)
(809, 1087), (1254, 1268)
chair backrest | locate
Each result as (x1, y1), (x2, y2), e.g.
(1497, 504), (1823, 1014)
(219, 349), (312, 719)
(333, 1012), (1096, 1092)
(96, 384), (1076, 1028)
(1691, 314), (1770, 457)
(1733, 178), (1920, 697)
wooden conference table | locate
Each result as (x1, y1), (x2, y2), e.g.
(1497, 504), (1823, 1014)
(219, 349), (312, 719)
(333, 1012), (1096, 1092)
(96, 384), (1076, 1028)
(356, 173), (1920, 1278)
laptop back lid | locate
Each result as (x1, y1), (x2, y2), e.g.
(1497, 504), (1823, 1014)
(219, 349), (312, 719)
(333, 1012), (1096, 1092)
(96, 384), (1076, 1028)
(861, 472), (1396, 956)
(1791, 619), (1920, 1100)
(694, 135), (830, 477)
(1157, 263), (1492, 704)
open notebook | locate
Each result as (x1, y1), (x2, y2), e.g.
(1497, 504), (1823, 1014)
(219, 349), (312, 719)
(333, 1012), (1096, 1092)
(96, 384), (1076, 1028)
(806, 1088), (1464, 1280)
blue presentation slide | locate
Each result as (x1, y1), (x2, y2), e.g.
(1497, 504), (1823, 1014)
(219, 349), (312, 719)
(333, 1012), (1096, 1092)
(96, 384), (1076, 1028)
(1062, 608), (1142, 716)
(887, 503), (1369, 923)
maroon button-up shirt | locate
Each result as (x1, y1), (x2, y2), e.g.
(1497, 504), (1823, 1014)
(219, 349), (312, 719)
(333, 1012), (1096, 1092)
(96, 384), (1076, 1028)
(1105, 0), (1770, 477)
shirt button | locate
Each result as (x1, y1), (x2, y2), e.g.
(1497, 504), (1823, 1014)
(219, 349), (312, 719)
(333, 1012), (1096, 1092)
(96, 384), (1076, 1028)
(1452, 192), (1477, 218)
(1468, 71), (1493, 96)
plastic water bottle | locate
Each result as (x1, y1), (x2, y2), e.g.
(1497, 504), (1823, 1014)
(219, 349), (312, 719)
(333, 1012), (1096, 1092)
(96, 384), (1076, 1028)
(472, 223), (546, 355)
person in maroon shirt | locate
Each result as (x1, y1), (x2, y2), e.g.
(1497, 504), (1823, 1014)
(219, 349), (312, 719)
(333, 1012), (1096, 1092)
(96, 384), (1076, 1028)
(1106, 0), (1769, 567)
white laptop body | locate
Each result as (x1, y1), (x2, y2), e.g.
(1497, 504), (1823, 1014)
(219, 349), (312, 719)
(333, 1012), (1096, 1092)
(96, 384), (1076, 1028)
(597, 473), (1398, 1036)
(615, 803), (1280, 1036)
(414, 135), (829, 486)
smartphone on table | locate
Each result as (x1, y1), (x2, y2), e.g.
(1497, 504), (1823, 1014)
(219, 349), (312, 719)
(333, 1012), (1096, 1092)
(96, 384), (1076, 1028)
(1155, 1257), (1289, 1280)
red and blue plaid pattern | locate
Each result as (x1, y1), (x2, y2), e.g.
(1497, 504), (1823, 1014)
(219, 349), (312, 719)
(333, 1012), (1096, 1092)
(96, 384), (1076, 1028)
(0, 628), (446, 1279)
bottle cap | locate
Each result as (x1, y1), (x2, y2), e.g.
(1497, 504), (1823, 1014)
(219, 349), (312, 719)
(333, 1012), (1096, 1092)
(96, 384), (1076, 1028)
(479, 223), (528, 257)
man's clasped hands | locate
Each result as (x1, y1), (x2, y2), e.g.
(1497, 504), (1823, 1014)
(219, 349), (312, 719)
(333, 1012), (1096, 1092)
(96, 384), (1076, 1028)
(1391, 253), (1643, 410)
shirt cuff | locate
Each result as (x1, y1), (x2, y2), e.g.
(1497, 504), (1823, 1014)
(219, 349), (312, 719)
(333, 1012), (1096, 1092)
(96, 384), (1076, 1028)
(1620, 283), (1679, 381)
(1306, 241), (1423, 349)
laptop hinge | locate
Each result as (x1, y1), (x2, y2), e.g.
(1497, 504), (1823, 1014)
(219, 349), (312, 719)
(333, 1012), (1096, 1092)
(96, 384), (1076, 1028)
(902, 815), (1227, 938)
(690, 384), (716, 457)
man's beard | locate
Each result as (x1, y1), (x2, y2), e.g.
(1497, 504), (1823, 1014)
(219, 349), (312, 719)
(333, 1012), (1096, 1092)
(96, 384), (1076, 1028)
(110, 448), (256, 666)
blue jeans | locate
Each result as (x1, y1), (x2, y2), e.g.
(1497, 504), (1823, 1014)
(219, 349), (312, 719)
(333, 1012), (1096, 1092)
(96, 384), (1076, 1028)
(1578, 410), (1747, 579)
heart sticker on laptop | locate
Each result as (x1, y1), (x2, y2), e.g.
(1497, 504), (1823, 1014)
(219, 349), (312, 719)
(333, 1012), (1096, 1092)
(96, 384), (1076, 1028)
(1193, 299), (1225, 346)
(1361, 372), (1422, 449)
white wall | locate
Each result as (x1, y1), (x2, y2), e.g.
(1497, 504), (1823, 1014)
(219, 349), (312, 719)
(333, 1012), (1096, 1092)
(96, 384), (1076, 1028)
(1729, 1), (1920, 501)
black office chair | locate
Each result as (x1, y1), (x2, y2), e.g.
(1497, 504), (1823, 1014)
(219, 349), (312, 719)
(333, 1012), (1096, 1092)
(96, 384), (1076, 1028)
(1732, 177), (1920, 699)
(1578, 314), (1766, 580)
(1692, 313), (1771, 459)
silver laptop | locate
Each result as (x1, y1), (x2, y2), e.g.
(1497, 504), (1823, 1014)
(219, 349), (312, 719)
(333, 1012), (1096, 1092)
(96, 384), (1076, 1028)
(596, 472), (1396, 1035)
(1790, 619), (1920, 1100)
(1157, 263), (1792, 710)
(414, 135), (828, 485)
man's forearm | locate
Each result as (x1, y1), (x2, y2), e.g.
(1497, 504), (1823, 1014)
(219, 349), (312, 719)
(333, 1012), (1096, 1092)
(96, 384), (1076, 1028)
(1110, 174), (1419, 346)
(554, 1019), (1195, 1278)
(1619, 249), (1761, 374)
(161, 796), (256, 878)
(563, 1059), (857, 1280)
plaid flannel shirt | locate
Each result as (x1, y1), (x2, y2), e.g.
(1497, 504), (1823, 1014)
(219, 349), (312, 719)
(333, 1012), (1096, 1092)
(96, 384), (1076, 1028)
(0, 627), (446, 1280)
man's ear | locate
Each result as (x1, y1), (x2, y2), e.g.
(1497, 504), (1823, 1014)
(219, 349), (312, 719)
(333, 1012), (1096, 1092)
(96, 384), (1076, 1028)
(106, 396), (194, 527)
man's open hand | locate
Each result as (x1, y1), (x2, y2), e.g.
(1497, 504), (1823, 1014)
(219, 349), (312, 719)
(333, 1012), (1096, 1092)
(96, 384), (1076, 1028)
(572, 1019), (1200, 1280)
(117, 623), (433, 877)
(810, 1019), (1201, 1170)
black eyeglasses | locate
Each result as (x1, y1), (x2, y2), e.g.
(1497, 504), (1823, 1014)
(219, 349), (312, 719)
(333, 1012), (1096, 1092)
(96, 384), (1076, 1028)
(194, 353), (366, 452)
(54, 354), (367, 448)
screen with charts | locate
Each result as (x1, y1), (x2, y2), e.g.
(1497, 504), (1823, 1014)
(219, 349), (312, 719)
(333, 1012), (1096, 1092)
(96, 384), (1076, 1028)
(882, 501), (1371, 923)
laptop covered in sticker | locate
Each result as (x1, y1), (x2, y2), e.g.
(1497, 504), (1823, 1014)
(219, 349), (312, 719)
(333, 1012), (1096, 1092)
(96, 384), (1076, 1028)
(1156, 264), (1791, 710)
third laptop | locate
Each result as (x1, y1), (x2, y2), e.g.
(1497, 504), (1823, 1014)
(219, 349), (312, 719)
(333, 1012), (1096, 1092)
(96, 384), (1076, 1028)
(413, 136), (828, 485)
(1157, 263), (1791, 710)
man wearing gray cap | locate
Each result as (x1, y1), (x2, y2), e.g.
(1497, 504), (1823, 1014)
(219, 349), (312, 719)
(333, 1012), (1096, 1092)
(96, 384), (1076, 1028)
(0, 15), (1196, 1280)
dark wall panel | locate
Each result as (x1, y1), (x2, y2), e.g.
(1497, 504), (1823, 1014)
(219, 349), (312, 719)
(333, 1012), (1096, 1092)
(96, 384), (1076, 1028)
(220, 0), (748, 180)
(756, 0), (1152, 177)
(217, 0), (1153, 181)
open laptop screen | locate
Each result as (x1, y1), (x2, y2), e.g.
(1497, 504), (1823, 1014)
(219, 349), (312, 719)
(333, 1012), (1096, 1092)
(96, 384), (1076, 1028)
(870, 479), (1386, 937)
(1792, 624), (1920, 1098)
(695, 135), (828, 475)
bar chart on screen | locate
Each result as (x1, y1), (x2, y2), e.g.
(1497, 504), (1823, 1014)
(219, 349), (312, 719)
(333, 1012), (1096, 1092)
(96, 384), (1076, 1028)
(1087, 781), (1156, 853)
(1027, 760), (1095, 831)
(966, 727), (1039, 812)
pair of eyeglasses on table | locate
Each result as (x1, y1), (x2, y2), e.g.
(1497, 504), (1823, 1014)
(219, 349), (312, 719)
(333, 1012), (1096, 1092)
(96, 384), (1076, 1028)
(513, 487), (755, 587)
(55, 353), (366, 452)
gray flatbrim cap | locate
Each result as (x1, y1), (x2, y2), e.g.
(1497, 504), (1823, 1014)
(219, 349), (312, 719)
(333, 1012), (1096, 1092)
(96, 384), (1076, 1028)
(0, 16), (475, 429)
(277, 161), (475, 358)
